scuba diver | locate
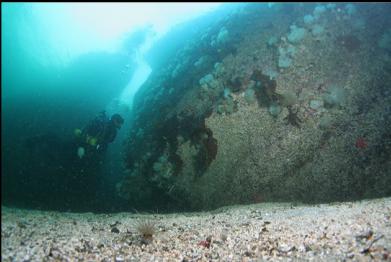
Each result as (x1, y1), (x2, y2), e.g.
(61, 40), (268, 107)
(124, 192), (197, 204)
(24, 111), (124, 162)
(21, 111), (124, 210)
(74, 111), (124, 159)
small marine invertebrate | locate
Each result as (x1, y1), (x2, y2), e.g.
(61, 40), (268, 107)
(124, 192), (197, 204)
(323, 85), (346, 108)
(244, 88), (256, 104)
(287, 25), (306, 43)
(355, 137), (368, 149)
(198, 235), (212, 248)
(135, 219), (157, 245)
(269, 102), (282, 117)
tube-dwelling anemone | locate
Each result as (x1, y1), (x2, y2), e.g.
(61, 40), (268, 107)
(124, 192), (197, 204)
(135, 219), (156, 245)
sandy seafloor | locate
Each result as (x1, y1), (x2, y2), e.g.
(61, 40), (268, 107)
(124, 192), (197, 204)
(2, 198), (390, 261)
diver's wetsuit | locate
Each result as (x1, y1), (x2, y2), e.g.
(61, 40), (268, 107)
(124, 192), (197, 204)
(81, 111), (118, 153)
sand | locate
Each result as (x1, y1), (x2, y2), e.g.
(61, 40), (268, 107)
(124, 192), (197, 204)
(2, 197), (390, 261)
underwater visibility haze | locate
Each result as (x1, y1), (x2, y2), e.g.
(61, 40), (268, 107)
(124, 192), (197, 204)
(2, 3), (391, 261)
(2, 3), (391, 213)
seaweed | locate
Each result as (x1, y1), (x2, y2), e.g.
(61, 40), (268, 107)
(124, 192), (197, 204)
(191, 120), (218, 175)
(250, 69), (278, 107)
(284, 106), (302, 128)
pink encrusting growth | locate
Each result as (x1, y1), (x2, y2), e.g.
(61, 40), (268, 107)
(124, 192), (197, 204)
(355, 137), (368, 149)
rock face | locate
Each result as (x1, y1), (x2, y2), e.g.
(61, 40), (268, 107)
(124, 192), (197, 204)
(119, 3), (391, 210)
